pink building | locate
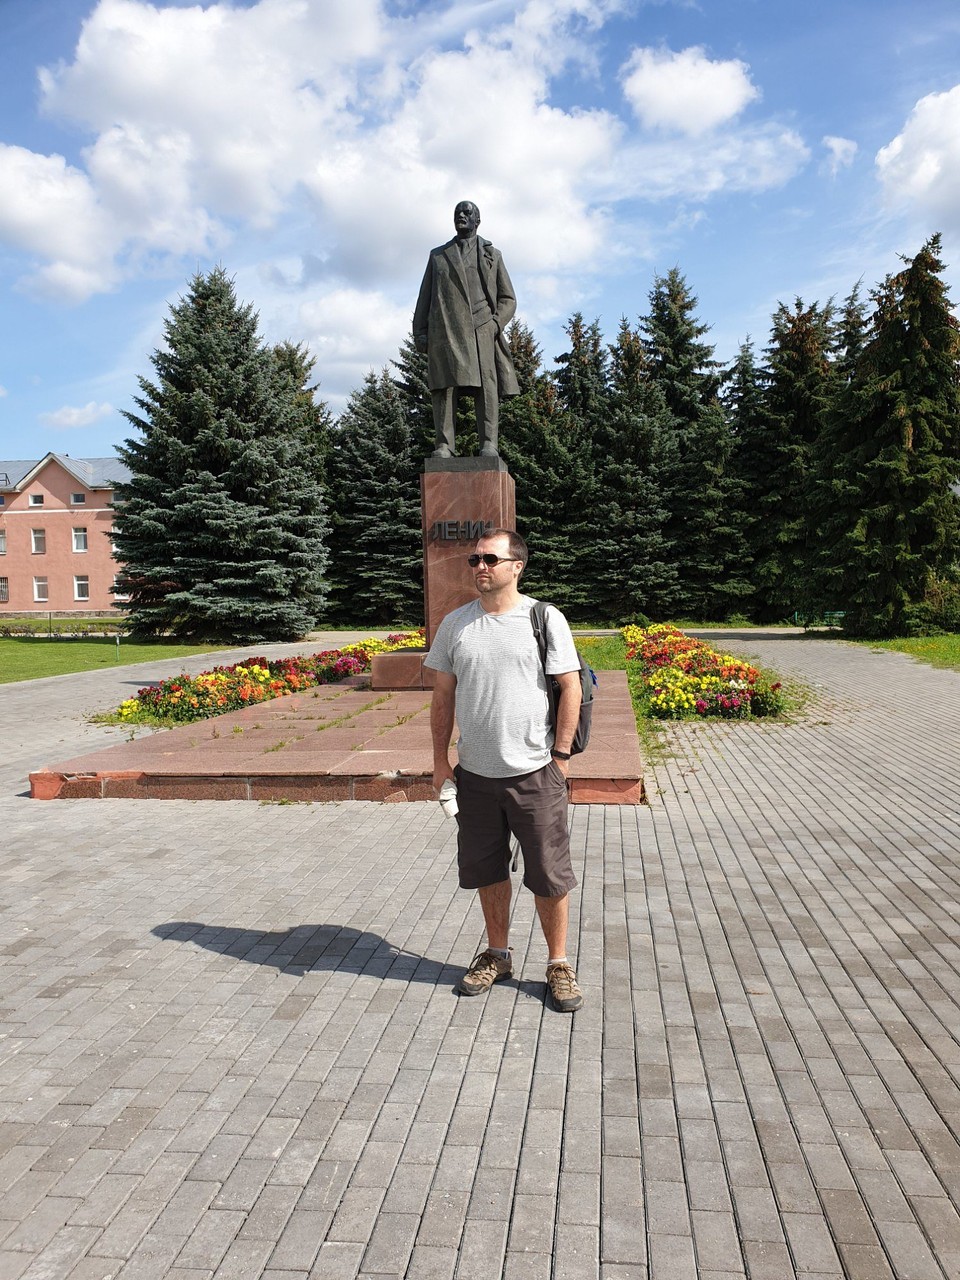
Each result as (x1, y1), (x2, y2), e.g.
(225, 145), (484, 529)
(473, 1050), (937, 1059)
(0, 453), (131, 616)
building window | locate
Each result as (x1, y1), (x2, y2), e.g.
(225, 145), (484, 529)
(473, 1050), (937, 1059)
(31, 528), (46, 554)
(111, 577), (130, 601)
(0, 529), (5, 555)
(0, 577), (7, 603)
(0, 496), (5, 506)
(29, 493), (44, 506)
(33, 577), (48, 602)
(72, 527), (88, 552)
(71, 493), (86, 505)
(74, 576), (90, 601)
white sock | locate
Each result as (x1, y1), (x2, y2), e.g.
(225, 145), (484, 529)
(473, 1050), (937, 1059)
(547, 956), (567, 967)
(490, 947), (511, 960)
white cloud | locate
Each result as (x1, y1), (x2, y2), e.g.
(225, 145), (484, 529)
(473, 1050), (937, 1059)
(292, 287), (415, 410)
(39, 401), (115, 429)
(0, 0), (810, 341)
(876, 85), (960, 233)
(821, 135), (857, 177)
(0, 385), (7, 398)
(621, 45), (759, 135)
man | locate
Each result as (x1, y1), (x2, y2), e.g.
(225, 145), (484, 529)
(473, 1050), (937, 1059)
(413, 201), (519, 459)
(425, 528), (584, 1011)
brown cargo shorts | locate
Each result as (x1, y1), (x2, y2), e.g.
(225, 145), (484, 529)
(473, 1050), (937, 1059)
(454, 762), (577, 899)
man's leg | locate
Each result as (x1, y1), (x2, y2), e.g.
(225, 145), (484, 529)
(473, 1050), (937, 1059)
(478, 879), (512, 950)
(432, 387), (456, 456)
(456, 770), (514, 995)
(475, 322), (500, 456)
(534, 891), (569, 959)
(505, 764), (583, 1011)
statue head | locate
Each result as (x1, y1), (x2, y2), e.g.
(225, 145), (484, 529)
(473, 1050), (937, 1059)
(454, 201), (481, 239)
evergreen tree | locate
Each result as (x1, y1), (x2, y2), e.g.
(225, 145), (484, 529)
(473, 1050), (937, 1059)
(812, 235), (960, 635)
(500, 322), (595, 617)
(641, 269), (741, 618)
(272, 340), (334, 483)
(748, 298), (834, 620)
(584, 318), (680, 621)
(392, 332), (436, 458)
(323, 370), (422, 625)
(112, 268), (329, 641)
(719, 338), (767, 614)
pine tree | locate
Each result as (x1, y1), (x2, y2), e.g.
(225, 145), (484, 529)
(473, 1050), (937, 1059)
(583, 318), (680, 621)
(748, 299), (834, 620)
(499, 322), (595, 617)
(272, 340), (334, 483)
(812, 236), (960, 635)
(323, 370), (423, 625)
(641, 269), (740, 618)
(112, 268), (329, 641)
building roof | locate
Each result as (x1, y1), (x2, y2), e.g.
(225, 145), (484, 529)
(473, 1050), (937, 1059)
(0, 453), (131, 491)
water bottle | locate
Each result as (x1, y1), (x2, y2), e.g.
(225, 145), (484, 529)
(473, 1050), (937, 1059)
(439, 779), (459, 819)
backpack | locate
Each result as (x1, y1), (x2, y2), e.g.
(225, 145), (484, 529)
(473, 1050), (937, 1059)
(530, 601), (597, 755)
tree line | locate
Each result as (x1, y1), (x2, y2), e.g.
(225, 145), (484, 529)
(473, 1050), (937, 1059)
(112, 236), (960, 642)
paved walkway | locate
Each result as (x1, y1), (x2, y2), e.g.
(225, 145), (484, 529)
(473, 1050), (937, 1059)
(2, 635), (960, 1278)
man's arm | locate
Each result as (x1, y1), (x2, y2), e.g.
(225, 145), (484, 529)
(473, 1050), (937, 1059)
(494, 256), (517, 332)
(413, 255), (434, 353)
(430, 670), (458, 792)
(551, 670), (580, 779)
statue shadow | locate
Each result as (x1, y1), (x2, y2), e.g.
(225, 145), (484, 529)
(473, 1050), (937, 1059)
(152, 919), (459, 985)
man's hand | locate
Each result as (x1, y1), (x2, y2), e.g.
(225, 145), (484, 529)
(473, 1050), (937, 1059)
(433, 761), (456, 794)
(414, 333), (428, 354)
(551, 755), (570, 780)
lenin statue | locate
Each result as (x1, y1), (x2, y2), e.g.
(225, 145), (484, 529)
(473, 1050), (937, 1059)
(413, 201), (520, 459)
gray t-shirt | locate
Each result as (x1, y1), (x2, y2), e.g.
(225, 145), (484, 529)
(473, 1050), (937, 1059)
(424, 595), (580, 778)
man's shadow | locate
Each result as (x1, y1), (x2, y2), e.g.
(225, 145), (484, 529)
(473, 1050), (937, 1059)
(152, 920), (456, 984)
(152, 920), (548, 1000)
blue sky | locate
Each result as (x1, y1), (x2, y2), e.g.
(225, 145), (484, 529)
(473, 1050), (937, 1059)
(2, 0), (960, 461)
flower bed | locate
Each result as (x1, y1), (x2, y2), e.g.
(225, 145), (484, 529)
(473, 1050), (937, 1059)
(622, 623), (784, 719)
(117, 631), (424, 724)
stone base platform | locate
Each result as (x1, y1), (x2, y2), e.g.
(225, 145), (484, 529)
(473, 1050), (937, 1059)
(30, 671), (644, 805)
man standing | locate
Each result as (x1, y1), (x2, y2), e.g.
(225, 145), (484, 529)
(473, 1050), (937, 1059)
(413, 201), (519, 459)
(425, 529), (584, 1011)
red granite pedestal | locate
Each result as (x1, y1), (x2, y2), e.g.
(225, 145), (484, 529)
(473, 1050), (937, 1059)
(371, 461), (515, 691)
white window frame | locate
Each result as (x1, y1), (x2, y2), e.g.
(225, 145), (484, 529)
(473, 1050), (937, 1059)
(70, 493), (86, 505)
(31, 528), (46, 554)
(72, 526), (88, 552)
(33, 577), (49, 602)
(0, 529), (5, 555)
(74, 575), (90, 602)
(29, 493), (44, 506)
(0, 577), (8, 603)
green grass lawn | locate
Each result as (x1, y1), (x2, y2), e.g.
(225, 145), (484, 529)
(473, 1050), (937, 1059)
(859, 633), (960, 671)
(0, 637), (234, 684)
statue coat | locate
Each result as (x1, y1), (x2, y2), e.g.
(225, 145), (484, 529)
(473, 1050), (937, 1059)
(413, 237), (520, 397)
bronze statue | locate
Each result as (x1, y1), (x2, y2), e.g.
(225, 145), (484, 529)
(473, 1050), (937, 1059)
(413, 201), (519, 459)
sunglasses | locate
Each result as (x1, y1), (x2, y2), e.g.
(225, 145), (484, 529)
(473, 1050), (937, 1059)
(467, 553), (514, 567)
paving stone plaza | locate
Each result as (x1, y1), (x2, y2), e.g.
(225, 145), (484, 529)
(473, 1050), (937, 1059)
(2, 633), (960, 1279)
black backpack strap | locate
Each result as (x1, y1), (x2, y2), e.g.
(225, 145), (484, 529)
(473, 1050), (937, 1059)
(530, 599), (549, 667)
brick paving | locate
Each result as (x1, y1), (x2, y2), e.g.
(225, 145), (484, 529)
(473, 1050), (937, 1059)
(2, 634), (960, 1278)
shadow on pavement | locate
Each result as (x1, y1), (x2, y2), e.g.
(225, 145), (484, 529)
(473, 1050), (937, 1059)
(153, 919), (457, 984)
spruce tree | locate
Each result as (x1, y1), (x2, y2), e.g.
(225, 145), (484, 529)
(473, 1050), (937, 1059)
(112, 268), (329, 641)
(323, 370), (422, 626)
(641, 269), (740, 618)
(748, 299), (834, 620)
(584, 318), (680, 621)
(499, 322), (595, 617)
(812, 236), (960, 635)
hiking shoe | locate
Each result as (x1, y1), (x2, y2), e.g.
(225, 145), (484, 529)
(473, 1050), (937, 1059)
(458, 948), (513, 996)
(546, 961), (583, 1012)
